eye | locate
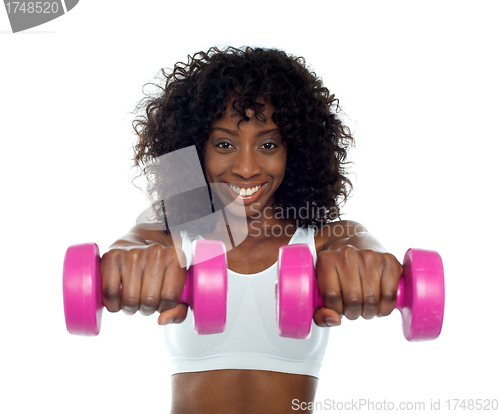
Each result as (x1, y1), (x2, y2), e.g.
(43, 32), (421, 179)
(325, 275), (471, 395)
(261, 142), (278, 150)
(215, 142), (234, 150)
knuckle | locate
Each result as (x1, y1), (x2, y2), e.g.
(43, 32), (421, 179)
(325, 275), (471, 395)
(362, 249), (377, 263)
(323, 289), (342, 304)
(345, 295), (362, 309)
(141, 295), (159, 309)
(101, 249), (122, 266)
(383, 252), (400, 269)
(381, 289), (398, 303)
(122, 296), (140, 309)
(102, 286), (120, 301)
(383, 252), (397, 262)
(103, 247), (121, 258)
(341, 244), (358, 256)
(148, 243), (166, 259)
(128, 248), (142, 260)
(101, 250), (112, 262)
(160, 290), (180, 309)
(319, 245), (358, 265)
(363, 294), (379, 309)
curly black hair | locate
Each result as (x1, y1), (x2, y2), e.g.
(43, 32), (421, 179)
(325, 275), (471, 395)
(132, 46), (354, 231)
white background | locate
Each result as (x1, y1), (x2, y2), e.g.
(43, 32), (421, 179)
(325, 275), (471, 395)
(1, 1), (499, 413)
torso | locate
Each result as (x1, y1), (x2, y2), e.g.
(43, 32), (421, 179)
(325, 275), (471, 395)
(161, 221), (335, 414)
(171, 370), (317, 414)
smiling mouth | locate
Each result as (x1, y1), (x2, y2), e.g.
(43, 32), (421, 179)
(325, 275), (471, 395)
(227, 183), (263, 197)
(223, 182), (267, 203)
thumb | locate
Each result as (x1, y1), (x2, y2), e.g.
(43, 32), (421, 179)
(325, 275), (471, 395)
(158, 303), (188, 325)
(313, 307), (342, 328)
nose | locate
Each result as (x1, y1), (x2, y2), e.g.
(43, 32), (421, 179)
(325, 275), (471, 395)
(231, 148), (262, 179)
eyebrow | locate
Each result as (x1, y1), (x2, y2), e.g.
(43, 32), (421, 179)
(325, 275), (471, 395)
(210, 127), (281, 138)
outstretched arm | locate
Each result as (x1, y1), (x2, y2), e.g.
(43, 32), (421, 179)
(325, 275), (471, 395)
(107, 225), (172, 249)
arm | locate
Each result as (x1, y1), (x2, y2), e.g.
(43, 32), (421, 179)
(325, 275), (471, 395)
(107, 225), (172, 250)
(314, 221), (403, 328)
(321, 220), (386, 253)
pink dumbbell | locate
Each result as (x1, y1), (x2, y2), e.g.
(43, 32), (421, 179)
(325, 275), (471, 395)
(276, 245), (445, 341)
(63, 239), (227, 336)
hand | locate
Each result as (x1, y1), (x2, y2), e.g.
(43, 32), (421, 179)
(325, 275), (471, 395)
(313, 245), (403, 327)
(100, 244), (188, 326)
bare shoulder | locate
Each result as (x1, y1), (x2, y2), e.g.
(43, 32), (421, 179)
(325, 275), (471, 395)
(314, 220), (368, 253)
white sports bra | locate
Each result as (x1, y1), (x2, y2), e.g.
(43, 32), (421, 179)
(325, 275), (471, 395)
(163, 226), (330, 378)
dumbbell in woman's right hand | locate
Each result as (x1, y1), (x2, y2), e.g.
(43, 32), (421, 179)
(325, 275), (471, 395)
(63, 240), (227, 336)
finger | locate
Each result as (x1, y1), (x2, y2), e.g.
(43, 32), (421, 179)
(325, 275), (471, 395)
(101, 250), (122, 313)
(158, 303), (188, 325)
(360, 251), (381, 320)
(337, 249), (363, 321)
(158, 248), (187, 312)
(316, 251), (343, 316)
(313, 307), (342, 328)
(121, 249), (143, 315)
(379, 255), (403, 317)
(139, 245), (167, 316)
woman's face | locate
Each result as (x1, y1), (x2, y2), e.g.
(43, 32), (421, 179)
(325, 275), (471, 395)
(203, 98), (287, 220)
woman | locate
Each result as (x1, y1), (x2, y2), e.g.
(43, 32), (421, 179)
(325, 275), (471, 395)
(101, 47), (402, 413)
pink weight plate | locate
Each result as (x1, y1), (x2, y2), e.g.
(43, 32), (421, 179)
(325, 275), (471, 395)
(63, 243), (103, 336)
(396, 248), (445, 341)
(189, 239), (227, 334)
(276, 244), (317, 339)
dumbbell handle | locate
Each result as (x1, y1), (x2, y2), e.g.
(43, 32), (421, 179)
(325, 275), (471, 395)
(310, 266), (407, 310)
(308, 249), (442, 313)
(116, 268), (192, 305)
(113, 239), (227, 309)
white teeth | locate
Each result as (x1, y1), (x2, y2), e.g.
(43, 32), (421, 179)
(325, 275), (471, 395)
(229, 184), (262, 197)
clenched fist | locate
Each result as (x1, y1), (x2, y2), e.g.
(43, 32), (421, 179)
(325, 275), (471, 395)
(314, 245), (403, 327)
(100, 243), (189, 325)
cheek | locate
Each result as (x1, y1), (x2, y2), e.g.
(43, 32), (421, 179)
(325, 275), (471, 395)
(206, 154), (226, 170)
(202, 148), (220, 178)
(203, 160), (218, 181)
(264, 154), (287, 187)
(204, 156), (231, 184)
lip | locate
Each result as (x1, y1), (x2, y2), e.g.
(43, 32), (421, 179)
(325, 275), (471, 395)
(224, 182), (268, 205)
